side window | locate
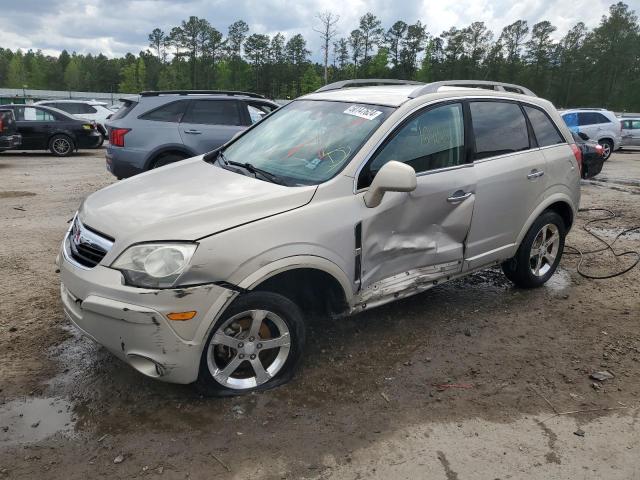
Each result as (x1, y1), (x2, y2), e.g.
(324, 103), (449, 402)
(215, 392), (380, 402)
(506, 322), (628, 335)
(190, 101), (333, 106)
(621, 120), (630, 129)
(182, 100), (243, 126)
(80, 104), (98, 114)
(247, 102), (277, 124)
(362, 102), (465, 187)
(632, 120), (640, 129)
(139, 101), (187, 123)
(63, 103), (82, 114)
(470, 101), (529, 160)
(578, 112), (611, 126)
(523, 106), (564, 147)
(23, 107), (56, 121)
(594, 113), (611, 124)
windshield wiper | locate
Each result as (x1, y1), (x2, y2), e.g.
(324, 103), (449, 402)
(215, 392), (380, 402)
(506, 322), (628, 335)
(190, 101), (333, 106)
(217, 151), (286, 186)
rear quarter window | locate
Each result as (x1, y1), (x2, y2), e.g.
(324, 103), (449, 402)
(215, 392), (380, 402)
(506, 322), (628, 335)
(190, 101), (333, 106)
(470, 101), (530, 160)
(139, 100), (187, 122)
(109, 100), (138, 121)
(523, 106), (564, 147)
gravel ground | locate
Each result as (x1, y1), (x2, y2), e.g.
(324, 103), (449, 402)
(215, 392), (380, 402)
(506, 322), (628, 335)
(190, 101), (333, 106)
(0, 147), (639, 479)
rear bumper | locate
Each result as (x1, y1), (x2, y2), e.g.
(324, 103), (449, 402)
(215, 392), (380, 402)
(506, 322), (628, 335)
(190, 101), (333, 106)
(105, 146), (146, 178)
(77, 132), (102, 149)
(0, 134), (21, 149)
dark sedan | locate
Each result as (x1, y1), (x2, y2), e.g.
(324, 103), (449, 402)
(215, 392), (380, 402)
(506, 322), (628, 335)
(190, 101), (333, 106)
(572, 131), (605, 179)
(0, 104), (102, 156)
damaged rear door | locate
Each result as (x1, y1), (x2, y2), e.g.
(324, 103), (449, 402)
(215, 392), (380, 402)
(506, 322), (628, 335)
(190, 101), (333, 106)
(356, 102), (476, 304)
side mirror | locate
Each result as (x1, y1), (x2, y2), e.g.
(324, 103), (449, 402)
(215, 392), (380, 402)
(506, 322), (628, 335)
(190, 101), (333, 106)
(363, 161), (417, 208)
(578, 132), (589, 141)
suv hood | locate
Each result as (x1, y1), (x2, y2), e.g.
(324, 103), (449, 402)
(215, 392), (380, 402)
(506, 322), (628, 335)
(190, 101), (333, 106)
(80, 156), (316, 246)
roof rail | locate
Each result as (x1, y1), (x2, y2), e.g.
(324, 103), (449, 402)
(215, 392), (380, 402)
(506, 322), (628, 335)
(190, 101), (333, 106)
(315, 79), (424, 93)
(409, 80), (537, 98)
(139, 90), (265, 99)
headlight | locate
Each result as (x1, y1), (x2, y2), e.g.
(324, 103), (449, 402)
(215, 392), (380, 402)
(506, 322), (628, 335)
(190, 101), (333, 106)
(111, 243), (198, 288)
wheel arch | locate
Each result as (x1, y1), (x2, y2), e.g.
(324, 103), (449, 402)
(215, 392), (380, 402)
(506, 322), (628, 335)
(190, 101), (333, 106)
(515, 195), (576, 248)
(143, 144), (197, 170)
(238, 256), (353, 316)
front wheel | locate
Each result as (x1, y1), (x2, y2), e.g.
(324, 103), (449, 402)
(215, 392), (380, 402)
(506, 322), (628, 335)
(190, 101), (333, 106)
(49, 134), (75, 157)
(502, 210), (566, 288)
(195, 291), (306, 397)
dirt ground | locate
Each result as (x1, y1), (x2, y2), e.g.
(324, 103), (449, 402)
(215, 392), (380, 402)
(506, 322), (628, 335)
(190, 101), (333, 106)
(0, 147), (639, 479)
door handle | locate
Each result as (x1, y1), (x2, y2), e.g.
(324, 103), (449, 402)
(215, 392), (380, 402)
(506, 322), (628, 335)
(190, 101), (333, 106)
(184, 129), (202, 134)
(446, 191), (473, 203)
(527, 169), (544, 180)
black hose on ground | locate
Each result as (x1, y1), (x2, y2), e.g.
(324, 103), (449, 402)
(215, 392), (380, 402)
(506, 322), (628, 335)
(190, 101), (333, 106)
(564, 207), (640, 279)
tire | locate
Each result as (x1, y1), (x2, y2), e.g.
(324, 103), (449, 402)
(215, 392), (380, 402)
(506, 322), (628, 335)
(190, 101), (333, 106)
(49, 134), (75, 157)
(502, 210), (566, 289)
(94, 135), (105, 148)
(151, 152), (187, 169)
(195, 291), (306, 397)
(599, 139), (613, 160)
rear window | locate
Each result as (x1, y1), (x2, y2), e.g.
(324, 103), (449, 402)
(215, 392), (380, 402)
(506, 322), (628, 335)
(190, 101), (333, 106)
(523, 106), (564, 147)
(139, 101), (187, 122)
(182, 100), (243, 126)
(109, 100), (137, 121)
(470, 101), (530, 160)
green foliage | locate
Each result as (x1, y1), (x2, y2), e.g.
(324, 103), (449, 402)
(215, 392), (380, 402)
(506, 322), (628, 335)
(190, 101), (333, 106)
(0, 3), (638, 110)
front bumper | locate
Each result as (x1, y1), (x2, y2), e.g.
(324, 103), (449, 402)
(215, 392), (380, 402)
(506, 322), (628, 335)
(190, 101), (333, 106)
(59, 243), (237, 384)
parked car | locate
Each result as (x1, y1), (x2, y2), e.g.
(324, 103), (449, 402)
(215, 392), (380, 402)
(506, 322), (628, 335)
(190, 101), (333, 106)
(560, 108), (621, 160)
(619, 117), (640, 147)
(572, 131), (605, 179)
(59, 79), (580, 396)
(36, 99), (114, 143)
(0, 104), (102, 156)
(0, 109), (22, 151)
(104, 90), (279, 179)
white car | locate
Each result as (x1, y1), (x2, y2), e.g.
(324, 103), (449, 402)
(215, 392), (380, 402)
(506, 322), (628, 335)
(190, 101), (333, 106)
(559, 108), (622, 160)
(35, 100), (114, 143)
(619, 117), (640, 147)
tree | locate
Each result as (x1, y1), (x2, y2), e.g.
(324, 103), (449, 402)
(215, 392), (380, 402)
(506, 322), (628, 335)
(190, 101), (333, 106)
(148, 28), (167, 62)
(227, 20), (249, 87)
(314, 12), (339, 84)
(6, 52), (26, 88)
(244, 33), (271, 91)
(464, 22), (493, 75)
(349, 29), (364, 76)
(385, 21), (408, 71)
(286, 34), (310, 96)
(63, 56), (81, 90)
(359, 13), (384, 68)
(400, 21), (428, 78)
(500, 20), (529, 80)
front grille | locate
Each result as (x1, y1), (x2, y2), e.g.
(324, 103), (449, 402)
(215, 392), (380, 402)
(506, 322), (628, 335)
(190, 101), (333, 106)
(67, 217), (114, 268)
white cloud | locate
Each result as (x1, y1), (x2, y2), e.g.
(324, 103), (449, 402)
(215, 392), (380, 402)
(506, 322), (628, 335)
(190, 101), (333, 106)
(0, 0), (629, 60)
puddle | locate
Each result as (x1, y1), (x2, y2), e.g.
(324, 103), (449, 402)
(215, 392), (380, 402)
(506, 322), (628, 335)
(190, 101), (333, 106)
(0, 397), (75, 447)
(544, 267), (571, 293)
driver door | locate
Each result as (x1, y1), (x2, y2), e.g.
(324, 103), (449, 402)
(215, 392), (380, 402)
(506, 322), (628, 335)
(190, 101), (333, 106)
(358, 102), (477, 299)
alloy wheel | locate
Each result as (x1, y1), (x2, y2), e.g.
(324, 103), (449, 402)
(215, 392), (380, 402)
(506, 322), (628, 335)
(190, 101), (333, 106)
(529, 223), (560, 277)
(206, 309), (291, 390)
(52, 138), (71, 155)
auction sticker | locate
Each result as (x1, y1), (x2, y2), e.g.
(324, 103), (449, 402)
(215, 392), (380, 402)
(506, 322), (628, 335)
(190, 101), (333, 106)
(343, 105), (382, 120)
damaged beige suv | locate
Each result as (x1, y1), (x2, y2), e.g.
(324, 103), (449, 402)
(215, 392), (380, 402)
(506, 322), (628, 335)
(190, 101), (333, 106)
(59, 80), (581, 396)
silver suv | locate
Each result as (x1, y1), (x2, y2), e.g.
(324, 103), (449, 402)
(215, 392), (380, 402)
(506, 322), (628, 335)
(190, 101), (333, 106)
(104, 90), (279, 178)
(560, 108), (622, 160)
(59, 79), (581, 396)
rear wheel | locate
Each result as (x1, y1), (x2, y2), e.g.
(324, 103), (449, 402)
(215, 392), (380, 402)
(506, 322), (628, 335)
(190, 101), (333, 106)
(502, 210), (566, 288)
(599, 139), (613, 160)
(151, 152), (187, 169)
(49, 134), (75, 157)
(195, 291), (306, 397)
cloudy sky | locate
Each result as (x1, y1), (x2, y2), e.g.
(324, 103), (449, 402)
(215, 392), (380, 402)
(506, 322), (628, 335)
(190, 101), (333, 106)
(0, 0), (634, 61)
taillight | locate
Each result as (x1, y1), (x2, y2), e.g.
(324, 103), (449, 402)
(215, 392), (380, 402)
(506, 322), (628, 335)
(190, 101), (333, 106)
(595, 144), (604, 157)
(0, 117), (3, 133)
(110, 128), (130, 147)
(570, 143), (583, 174)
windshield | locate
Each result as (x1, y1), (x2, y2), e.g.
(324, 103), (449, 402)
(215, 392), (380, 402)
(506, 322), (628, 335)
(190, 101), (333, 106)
(218, 100), (393, 185)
